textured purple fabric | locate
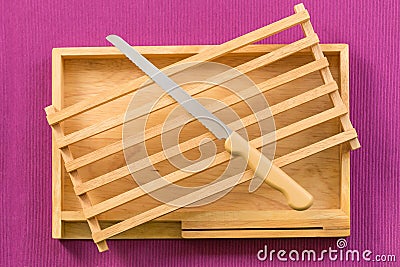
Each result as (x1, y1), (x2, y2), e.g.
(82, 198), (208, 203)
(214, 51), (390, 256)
(1, 0), (399, 266)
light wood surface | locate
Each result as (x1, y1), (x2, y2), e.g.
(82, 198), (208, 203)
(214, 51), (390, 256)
(51, 43), (348, 58)
(56, 34), (319, 149)
(65, 57), (329, 173)
(225, 131), (314, 210)
(89, 126), (356, 242)
(294, 4), (360, 150)
(47, 4), (360, 251)
(46, 10), (310, 125)
(82, 109), (351, 219)
(181, 229), (350, 238)
(74, 82), (339, 196)
(61, 209), (349, 222)
(45, 106), (109, 252)
(51, 49), (63, 239)
(72, 66), (335, 196)
(53, 46), (354, 244)
(339, 45), (351, 216)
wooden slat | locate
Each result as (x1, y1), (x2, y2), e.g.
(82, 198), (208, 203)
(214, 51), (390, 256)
(181, 219), (348, 230)
(294, 4), (360, 150)
(181, 208), (350, 230)
(181, 220), (347, 230)
(268, 81), (335, 114)
(183, 34), (319, 96)
(274, 129), (357, 166)
(92, 172), (253, 242)
(58, 34), (319, 149)
(65, 57), (329, 172)
(92, 124), (354, 243)
(57, 116), (124, 148)
(82, 149), (233, 218)
(82, 105), (348, 218)
(74, 82), (338, 195)
(261, 104), (348, 145)
(61, 209), (348, 222)
(51, 46), (357, 244)
(51, 49), (63, 239)
(181, 229), (349, 238)
(46, 10), (310, 125)
(339, 45), (351, 216)
(45, 107), (109, 252)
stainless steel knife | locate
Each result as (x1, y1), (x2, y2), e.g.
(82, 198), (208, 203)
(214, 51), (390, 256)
(107, 34), (313, 210)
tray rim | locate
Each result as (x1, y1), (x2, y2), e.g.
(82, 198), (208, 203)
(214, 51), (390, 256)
(51, 43), (351, 239)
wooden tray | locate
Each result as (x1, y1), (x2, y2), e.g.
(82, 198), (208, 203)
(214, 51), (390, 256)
(46, 4), (359, 251)
(51, 43), (353, 238)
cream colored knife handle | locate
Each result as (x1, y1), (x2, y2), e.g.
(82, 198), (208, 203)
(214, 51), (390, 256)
(225, 132), (313, 210)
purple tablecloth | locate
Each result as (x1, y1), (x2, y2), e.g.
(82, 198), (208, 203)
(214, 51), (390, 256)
(1, 0), (399, 266)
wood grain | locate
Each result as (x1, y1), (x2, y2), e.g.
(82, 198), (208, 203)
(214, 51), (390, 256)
(50, 49), (63, 239)
(294, 3), (360, 150)
(57, 34), (319, 149)
(65, 57), (329, 172)
(82, 105), (349, 219)
(75, 90), (342, 198)
(46, 10), (310, 125)
(45, 106), (109, 252)
(47, 5), (360, 245)
(53, 44), (354, 242)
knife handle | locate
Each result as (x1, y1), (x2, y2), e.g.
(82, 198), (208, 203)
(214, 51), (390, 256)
(225, 132), (313, 210)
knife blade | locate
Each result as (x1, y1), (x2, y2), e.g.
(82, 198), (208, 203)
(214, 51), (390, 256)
(107, 34), (313, 210)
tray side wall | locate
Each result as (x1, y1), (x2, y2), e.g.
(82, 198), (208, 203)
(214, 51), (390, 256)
(52, 44), (350, 239)
(51, 49), (64, 238)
